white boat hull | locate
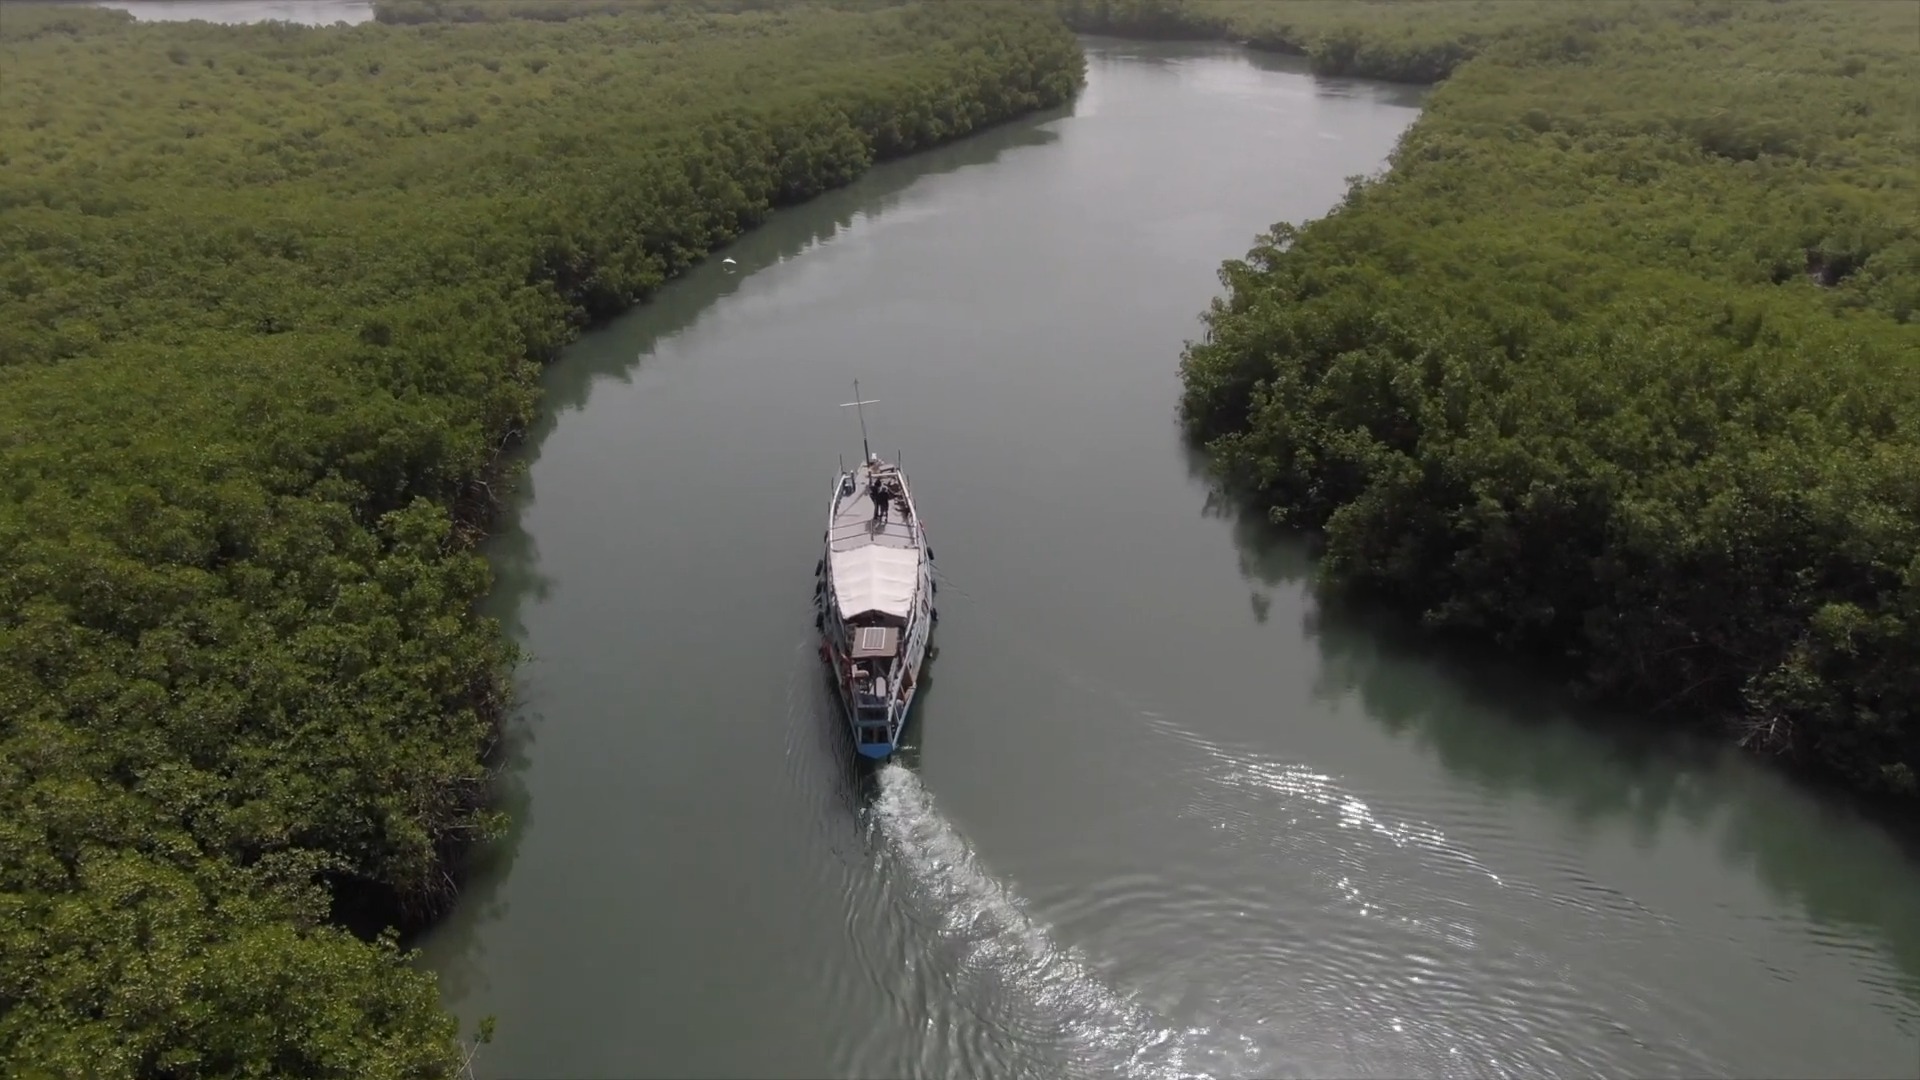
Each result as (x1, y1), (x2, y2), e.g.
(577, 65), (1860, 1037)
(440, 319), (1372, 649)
(816, 457), (934, 759)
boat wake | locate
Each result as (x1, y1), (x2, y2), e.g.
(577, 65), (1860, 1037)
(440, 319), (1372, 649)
(866, 763), (1262, 1080)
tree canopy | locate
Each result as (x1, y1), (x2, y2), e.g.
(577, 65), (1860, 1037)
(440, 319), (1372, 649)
(1167, 0), (1920, 798)
(0, 1), (1083, 1074)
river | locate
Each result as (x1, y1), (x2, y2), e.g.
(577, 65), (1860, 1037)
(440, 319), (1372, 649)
(393, 37), (1920, 1080)
(92, 0), (374, 24)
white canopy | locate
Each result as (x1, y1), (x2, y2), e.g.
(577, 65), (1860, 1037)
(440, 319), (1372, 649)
(831, 545), (918, 620)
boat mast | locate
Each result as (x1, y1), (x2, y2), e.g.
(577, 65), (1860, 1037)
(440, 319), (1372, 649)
(840, 380), (879, 464)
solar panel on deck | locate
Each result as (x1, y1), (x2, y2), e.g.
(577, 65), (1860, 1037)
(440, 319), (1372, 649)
(849, 624), (898, 659)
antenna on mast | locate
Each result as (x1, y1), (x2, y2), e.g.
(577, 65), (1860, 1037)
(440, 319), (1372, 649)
(840, 379), (879, 463)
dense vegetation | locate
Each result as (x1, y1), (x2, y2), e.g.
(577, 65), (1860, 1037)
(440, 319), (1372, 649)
(1170, 0), (1920, 798)
(0, 1), (1082, 1074)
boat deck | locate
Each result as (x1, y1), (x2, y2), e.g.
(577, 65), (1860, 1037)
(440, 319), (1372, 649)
(830, 465), (920, 553)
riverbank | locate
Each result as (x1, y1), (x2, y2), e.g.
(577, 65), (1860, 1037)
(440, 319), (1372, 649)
(0, 3), (1082, 1074)
(1144, 0), (1919, 800)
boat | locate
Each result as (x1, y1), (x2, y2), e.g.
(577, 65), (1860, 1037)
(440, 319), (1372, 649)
(815, 382), (934, 760)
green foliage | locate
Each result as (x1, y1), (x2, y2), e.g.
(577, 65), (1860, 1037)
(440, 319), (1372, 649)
(0, 1), (1083, 1073)
(1176, 0), (1920, 798)
(4, 854), (455, 1079)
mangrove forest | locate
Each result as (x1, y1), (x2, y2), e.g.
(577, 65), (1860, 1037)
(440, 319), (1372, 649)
(1150, 0), (1920, 799)
(0, 1), (1082, 1074)
(3, 0), (1917, 1074)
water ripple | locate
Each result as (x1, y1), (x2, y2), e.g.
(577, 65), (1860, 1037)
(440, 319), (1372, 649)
(1125, 710), (1728, 1079)
(1147, 711), (1508, 889)
(861, 763), (1265, 1080)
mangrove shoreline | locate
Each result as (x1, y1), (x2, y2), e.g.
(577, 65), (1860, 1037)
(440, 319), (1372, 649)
(3, 0), (1914, 1073)
(1064, 1), (1920, 804)
(0, 2), (1083, 1074)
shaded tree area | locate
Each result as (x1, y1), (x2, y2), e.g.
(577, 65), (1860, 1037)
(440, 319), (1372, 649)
(1173, 0), (1920, 801)
(0, 2), (1083, 1075)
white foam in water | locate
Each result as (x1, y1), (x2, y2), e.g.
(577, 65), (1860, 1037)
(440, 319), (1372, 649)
(1157, 720), (1507, 954)
(869, 764), (1261, 1080)
(1144, 712), (1507, 891)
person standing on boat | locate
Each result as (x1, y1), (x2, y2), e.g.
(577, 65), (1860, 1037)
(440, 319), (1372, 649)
(868, 459), (891, 525)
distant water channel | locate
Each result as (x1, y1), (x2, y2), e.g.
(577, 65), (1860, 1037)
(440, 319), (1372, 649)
(92, 0), (374, 24)
(164, 26), (1900, 1079)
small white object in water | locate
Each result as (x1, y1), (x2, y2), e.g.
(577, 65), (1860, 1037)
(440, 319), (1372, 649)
(721, 257), (737, 265)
